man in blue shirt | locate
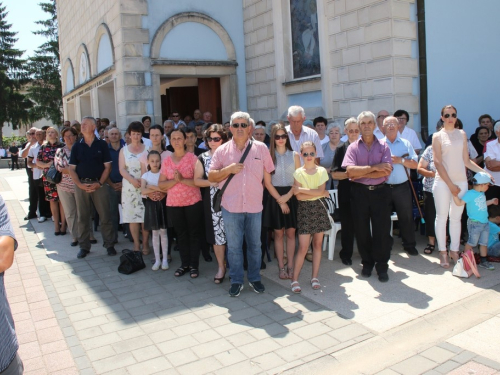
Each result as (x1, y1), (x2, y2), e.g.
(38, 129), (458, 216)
(106, 127), (124, 243)
(382, 116), (419, 256)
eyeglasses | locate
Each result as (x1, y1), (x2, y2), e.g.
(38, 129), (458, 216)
(377, 115), (388, 119)
(302, 152), (316, 157)
(443, 113), (457, 119)
(207, 137), (222, 142)
(274, 134), (288, 140)
(347, 129), (360, 134)
(172, 115), (180, 118)
(231, 123), (249, 128)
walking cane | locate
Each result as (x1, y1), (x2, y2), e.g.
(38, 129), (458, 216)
(401, 154), (425, 224)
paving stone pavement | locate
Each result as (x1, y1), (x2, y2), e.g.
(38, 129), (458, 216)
(2, 170), (500, 374)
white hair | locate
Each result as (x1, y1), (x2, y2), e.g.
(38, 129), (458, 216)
(230, 111), (250, 125)
(357, 111), (376, 124)
(494, 120), (500, 133)
(327, 123), (343, 135)
(344, 117), (357, 128)
(287, 105), (305, 118)
(249, 118), (255, 127)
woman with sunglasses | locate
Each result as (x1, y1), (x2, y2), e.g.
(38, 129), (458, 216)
(290, 141), (331, 293)
(263, 124), (300, 280)
(194, 124), (228, 283)
(331, 118), (359, 265)
(432, 105), (490, 268)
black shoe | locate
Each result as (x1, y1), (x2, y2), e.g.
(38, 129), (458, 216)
(260, 261), (266, 270)
(249, 281), (265, 294)
(341, 258), (353, 265)
(361, 267), (372, 278)
(24, 214), (37, 220)
(404, 247), (419, 256)
(229, 283), (243, 297)
(378, 272), (389, 282)
(107, 247), (117, 256)
(77, 249), (89, 259)
(203, 254), (213, 262)
(71, 241), (78, 247)
(89, 239), (98, 244)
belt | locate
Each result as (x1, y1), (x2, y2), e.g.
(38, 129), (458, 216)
(80, 178), (99, 183)
(354, 182), (386, 190)
(387, 181), (407, 188)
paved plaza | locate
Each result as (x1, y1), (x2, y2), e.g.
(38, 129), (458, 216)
(2, 170), (500, 375)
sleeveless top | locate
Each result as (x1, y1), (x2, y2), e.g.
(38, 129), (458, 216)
(435, 129), (466, 183)
(272, 149), (296, 187)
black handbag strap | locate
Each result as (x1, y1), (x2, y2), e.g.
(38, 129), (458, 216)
(218, 141), (253, 195)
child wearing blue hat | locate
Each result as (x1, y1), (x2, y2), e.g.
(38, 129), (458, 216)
(453, 172), (498, 270)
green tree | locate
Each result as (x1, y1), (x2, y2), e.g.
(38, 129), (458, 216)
(27, 0), (62, 126)
(0, 2), (32, 146)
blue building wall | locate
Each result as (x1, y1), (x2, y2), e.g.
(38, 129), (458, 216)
(426, 0), (500, 136)
(145, 0), (247, 111)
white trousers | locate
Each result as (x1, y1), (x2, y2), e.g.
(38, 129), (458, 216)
(432, 180), (468, 252)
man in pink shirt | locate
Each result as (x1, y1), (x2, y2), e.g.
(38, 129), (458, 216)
(209, 111), (275, 297)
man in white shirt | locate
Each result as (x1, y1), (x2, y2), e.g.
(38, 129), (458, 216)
(484, 122), (500, 200)
(286, 105), (324, 163)
(394, 109), (422, 154)
(171, 111), (186, 129)
(27, 129), (51, 222)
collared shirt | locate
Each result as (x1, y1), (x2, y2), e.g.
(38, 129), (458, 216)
(374, 126), (385, 140)
(484, 140), (500, 187)
(0, 196), (19, 372)
(342, 137), (392, 185)
(108, 143), (124, 183)
(173, 120), (186, 129)
(382, 135), (417, 184)
(69, 137), (112, 180)
(27, 143), (43, 179)
(400, 126), (422, 152)
(210, 139), (275, 213)
(285, 125), (324, 161)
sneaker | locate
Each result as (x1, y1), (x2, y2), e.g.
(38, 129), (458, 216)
(161, 259), (169, 270)
(152, 261), (161, 271)
(229, 283), (243, 297)
(107, 247), (117, 256)
(479, 260), (495, 270)
(37, 216), (46, 223)
(249, 281), (265, 294)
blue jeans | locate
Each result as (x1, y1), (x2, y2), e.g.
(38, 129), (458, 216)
(222, 208), (262, 285)
(467, 219), (489, 247)
(488, 241), (500, 257)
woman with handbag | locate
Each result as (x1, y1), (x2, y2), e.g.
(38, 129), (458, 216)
(263, 123), (300, 280)
(159, 129), (204, 278)
(36, 126), (66, 235)
(194, 124), (228, 283)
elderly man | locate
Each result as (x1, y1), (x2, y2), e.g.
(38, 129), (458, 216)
(69, 116), (116, 259)
(0, 196), (23, 374)
(342, 111), (393, 282)
(188, 109), (202, 129)
(203, 111), (213, 123)
(253, 124), (268, 146)
(286, 106), (323, 163)
(21, 128), (39, 220)
(209, 111), (274, 297)
(106, 128), (124, 243)
(382, 116), (419, 256)
(375, 110), (389, 139)
(394, 109), (422, 154)
(27, 129), (51, 222)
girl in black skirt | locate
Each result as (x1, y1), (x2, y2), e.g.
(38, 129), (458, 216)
(263, 123), (300, 280)
(141, 151), (169, 271)
(291, 141), (331, 293)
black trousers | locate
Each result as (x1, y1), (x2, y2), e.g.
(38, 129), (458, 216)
(486, 184), (500, 201)
(169, 201), (203, 269)
(423, 191), (436, 238)
(388, 182), (416, 249)
(35, 178), (51, 218)
(10, 155), (19, 169)
(350, 183), (392, 274)
(337, 179), (355, 261)
(27, 168), (38, 217)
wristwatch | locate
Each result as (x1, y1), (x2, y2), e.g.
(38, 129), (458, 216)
(98, 181), (103, 187)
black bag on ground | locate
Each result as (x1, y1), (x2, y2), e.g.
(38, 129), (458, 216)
(45, 163), (62, 184)
(118, 249), (145, 274)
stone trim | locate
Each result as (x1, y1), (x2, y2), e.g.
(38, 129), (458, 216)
(62, 66), (114, 100)
(151, 59), (238, 67)
(92, 23), (115, 75)
(150, 12), (236, 60)
(75, 43), (92, 84)
(282, 75), (321, 87)
(62, 58), (75, 95)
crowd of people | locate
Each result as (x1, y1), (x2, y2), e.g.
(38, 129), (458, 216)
(15, 105), (500, 297)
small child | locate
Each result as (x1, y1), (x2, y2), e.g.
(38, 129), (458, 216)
(486, 205), (500, 260)
(141, 151), (169, 271)
(453, 172), (498, 270)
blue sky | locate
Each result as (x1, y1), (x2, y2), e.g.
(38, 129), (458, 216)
(2, 0), (47, 58)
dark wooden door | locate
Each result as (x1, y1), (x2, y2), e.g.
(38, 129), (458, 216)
(198, 78), (221, 124)
(166, 86), (199, 122)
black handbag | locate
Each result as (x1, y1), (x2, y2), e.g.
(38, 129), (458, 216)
(212, 141), (253, 212)
(118, 249), (146, 275)
(46, 163), (62, 184)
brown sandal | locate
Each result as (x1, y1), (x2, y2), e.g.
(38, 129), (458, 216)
(279, 267), (288, 280)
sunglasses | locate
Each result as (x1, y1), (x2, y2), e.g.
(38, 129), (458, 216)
(172, 115), (180, 117)
(443, 113), (457, 119)
(28, 132), (35, 135)
(274, 134), (288, 140)
(207, 137), (222, 142)
(231, 123), (249, 128)
(347, 129), (360, 134)
(302, 152), (316, 157)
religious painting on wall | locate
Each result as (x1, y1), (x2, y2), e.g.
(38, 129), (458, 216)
(290, 0), (321, 79)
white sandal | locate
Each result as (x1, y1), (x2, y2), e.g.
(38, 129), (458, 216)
(311, 278), (321, 290)
(291, 281), (301, 294)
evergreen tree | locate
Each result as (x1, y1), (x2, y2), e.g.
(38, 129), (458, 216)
(0, 2), (32, 145)
(27, 0), (62, 126)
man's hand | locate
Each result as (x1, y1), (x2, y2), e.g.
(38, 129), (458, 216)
(372, 163), (393, 173)
(228, 163), (244, 175)
(113, 182), (122, 192)
(391, 156), (403, 165)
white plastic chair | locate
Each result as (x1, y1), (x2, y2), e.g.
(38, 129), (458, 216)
(323, 189), (342, 260)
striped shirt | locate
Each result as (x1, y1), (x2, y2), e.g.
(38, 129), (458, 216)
(0, 195), (19, 372)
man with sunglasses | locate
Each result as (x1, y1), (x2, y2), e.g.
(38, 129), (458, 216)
(394, 109), (422, 154)
(342, 111), (393, 282)
(209, 111), (275, 297)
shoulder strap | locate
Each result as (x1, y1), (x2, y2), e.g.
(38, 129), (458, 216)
(218, 141), (253, 195)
